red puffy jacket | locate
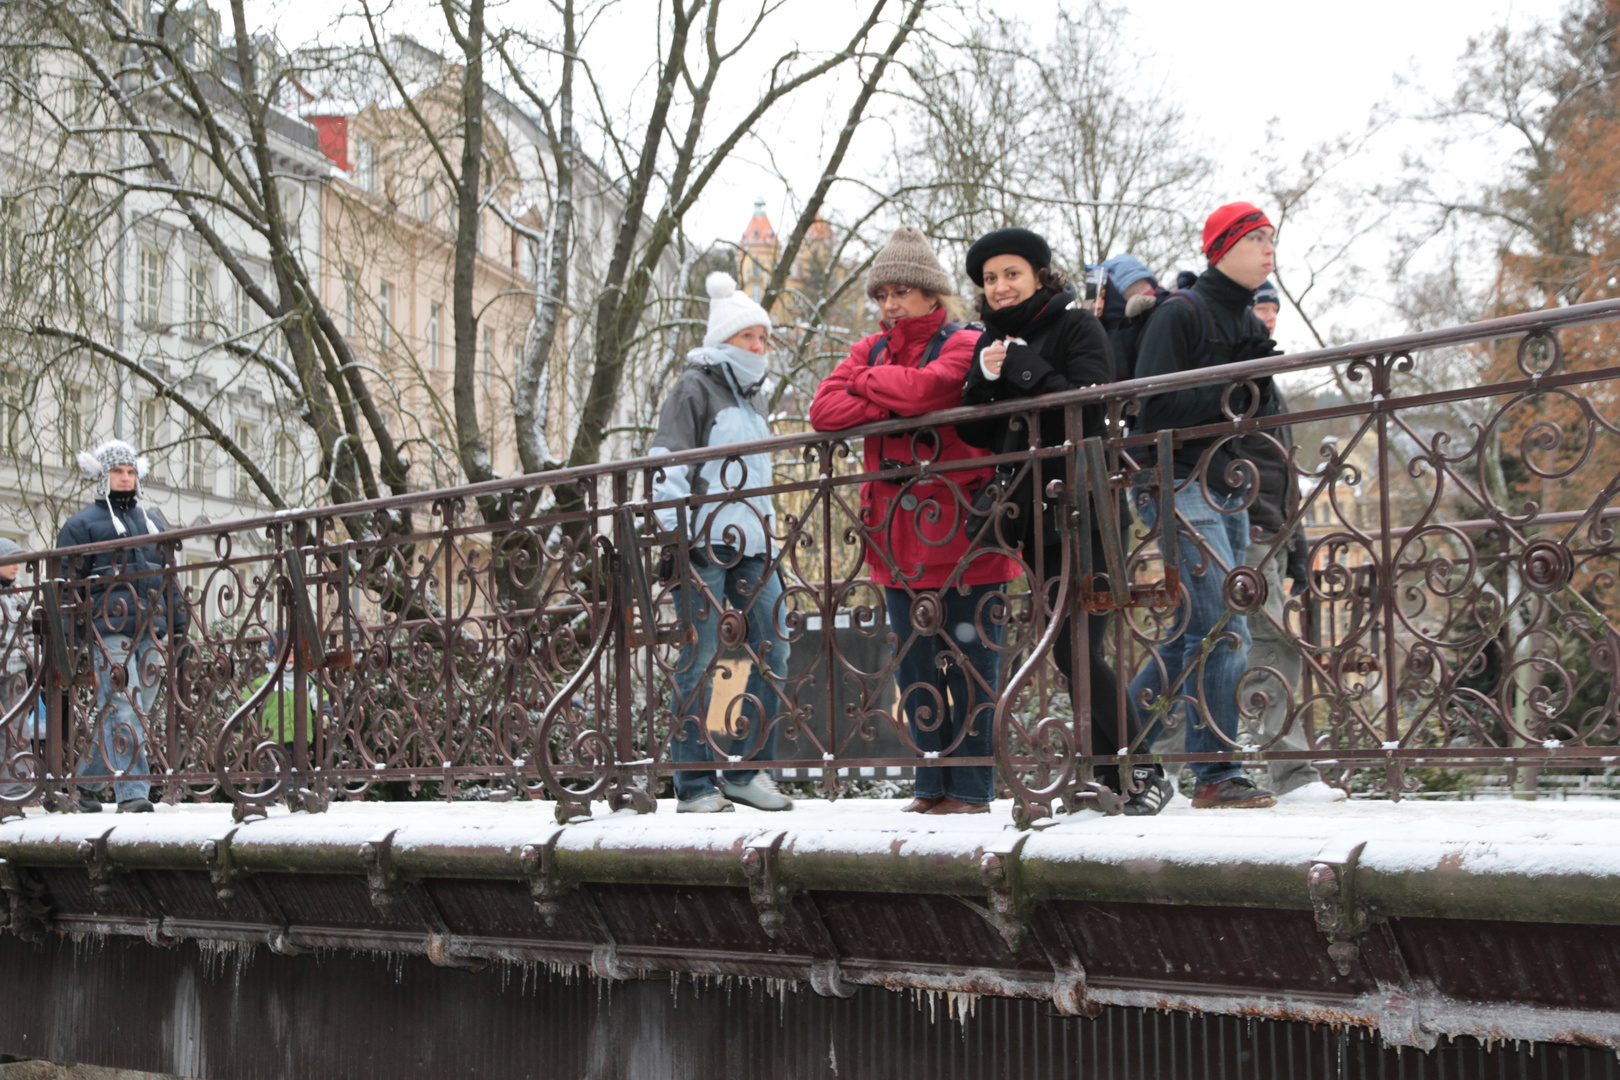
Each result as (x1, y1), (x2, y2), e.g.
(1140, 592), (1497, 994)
(809, 306), (1019, 590)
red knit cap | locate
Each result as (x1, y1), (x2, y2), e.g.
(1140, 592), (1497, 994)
(1202, 202), (1274, 266)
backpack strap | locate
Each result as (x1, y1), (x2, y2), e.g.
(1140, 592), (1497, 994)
(1162, 289), (1220, 369)
(867, 320), (965, 369)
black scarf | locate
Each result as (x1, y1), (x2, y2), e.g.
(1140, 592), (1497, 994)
(981, 286), (1059, 338)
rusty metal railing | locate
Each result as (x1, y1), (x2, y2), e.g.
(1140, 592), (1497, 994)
(0, 298), (1616, 823)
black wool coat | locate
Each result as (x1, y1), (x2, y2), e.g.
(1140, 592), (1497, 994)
(958, 284), (1114, 548)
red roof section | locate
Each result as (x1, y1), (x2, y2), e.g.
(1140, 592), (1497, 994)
(742, 198), (777, 248)
(309, 115), (350, 171)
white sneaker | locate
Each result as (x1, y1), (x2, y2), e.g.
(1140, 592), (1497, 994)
(719, 773), (794, 811)
(1276, 780), (1348, 804)
(677, 790), (734, 813)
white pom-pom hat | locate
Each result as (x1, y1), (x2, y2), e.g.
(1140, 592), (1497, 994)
(702, 271), (772, 348)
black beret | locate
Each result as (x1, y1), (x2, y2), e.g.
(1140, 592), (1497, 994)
(965, 227), (1052, 285)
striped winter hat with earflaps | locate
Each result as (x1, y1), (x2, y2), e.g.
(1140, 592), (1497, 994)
(76, 439), (159, 537)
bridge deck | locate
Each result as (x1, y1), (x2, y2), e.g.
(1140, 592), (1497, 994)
(0, 796), (1616, 1059)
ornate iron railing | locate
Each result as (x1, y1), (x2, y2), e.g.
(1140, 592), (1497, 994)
(0, 298), (1617, 823)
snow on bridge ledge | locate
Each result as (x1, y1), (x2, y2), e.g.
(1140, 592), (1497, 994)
(1, 794), (1616, 919)
(3, 795), (1620, 1054)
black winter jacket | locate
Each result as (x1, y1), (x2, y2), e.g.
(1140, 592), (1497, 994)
(1239, 386), (1310, 579)
(56, 495), (189, 640)
(958, 284), (1113, 547)
(1133, 267), (1280, 494)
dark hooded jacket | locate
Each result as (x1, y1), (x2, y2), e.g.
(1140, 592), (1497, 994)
(958, 284), (1113, 545)
(56, 493), (189, 640)
(1239, 386), (1310, 579)
(1132, 266), (1281, 494)
(1099, 275), (1162, 382)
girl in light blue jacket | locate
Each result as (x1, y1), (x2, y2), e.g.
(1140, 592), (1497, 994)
(648, 273), (792, 814)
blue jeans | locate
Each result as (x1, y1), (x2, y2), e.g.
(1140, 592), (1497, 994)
(1130, 483), (1250, 785)
(79, 632), (160, 802)
(887, 583), (1004, 804)
(669, 549), (789, 801)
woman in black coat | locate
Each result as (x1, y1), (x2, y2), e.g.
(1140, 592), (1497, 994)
(957, 228), (1171, 816)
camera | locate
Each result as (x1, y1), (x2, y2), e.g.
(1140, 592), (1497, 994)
(1083, 264), (1107, 301)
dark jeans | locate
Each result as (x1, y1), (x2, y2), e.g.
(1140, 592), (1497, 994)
(668, 549), (789, 801)
(1044, 535), (1144, 792)
(1129, 482), (1251, 785)
(886, 582), (1005, 804)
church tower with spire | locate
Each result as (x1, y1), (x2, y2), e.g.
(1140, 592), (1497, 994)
(733, 197), (861, 336)
(739, 197), (779, 303)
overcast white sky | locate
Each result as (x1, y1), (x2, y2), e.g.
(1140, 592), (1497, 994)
(263, 0), (1560, 345)
(683, 0), (1552, 345)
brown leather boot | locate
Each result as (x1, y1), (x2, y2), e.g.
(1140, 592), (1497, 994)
(901, 796), (943, 813)
(926, 797), (991, 815)
(1191, 776), (1277, 809)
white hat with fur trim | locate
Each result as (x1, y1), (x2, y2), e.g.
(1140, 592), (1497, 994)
(702, 272), (772, 348)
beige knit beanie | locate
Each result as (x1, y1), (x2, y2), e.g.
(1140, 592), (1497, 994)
(865, 226), (953, 298)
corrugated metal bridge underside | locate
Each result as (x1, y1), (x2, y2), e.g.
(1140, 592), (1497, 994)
(0, 804), (1616, 1079)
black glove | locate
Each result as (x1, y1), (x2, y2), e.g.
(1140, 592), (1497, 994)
(1232, 336), (1283, 363)
(656, 543), (708, 585)
(963, 468), (1017, 548)
(1287, 555), (1309, 596)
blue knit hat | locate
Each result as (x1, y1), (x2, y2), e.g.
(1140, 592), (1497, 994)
(1102, 254), (1156, 295)
(1254, 280), (1280, 306)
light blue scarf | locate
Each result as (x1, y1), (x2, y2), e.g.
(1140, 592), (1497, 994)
(692, 344), (768, 395)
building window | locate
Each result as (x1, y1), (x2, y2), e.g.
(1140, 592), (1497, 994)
(352, 138), (377, 194)
(136, 397), (163, 458)
(481, 326), (493, 392)
(342, 266), (357, 337)
(138, 246), (163, 325)
(181, 426), (209, 491)
(233, 421), (256, 499)
(419, 182), (433, 223)
(233, 277), (252, 336)
(378, 281), (392, 350)
(0, 368), (26, 453)
(427, 302), (441, 370)
(61, 387), (84, 467)
(0, 200), (20, 288)
(186, 261), (211, 337)
(274, 433), (298, 494)
(521, 237), (539, 282)
(185, 558), (208, 606)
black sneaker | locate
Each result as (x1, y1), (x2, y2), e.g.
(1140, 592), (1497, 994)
(1122, 766), (1175, 817)
(116, 798), (154, 813)
(77, 791), (103, 814)
(1191, 776), (1277, 809)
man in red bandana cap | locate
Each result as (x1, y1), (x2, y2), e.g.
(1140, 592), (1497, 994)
(1127, 202), (1282, 809)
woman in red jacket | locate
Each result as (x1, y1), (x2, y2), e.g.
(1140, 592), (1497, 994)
(809, 227), (1018, 814)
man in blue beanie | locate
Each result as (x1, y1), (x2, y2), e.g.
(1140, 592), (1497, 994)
(1236, 281), (1343, 803)
(1099, 253), (1162, 381)
(1103, 253), (1157, 300)
(1253, 280), (1280, 334)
